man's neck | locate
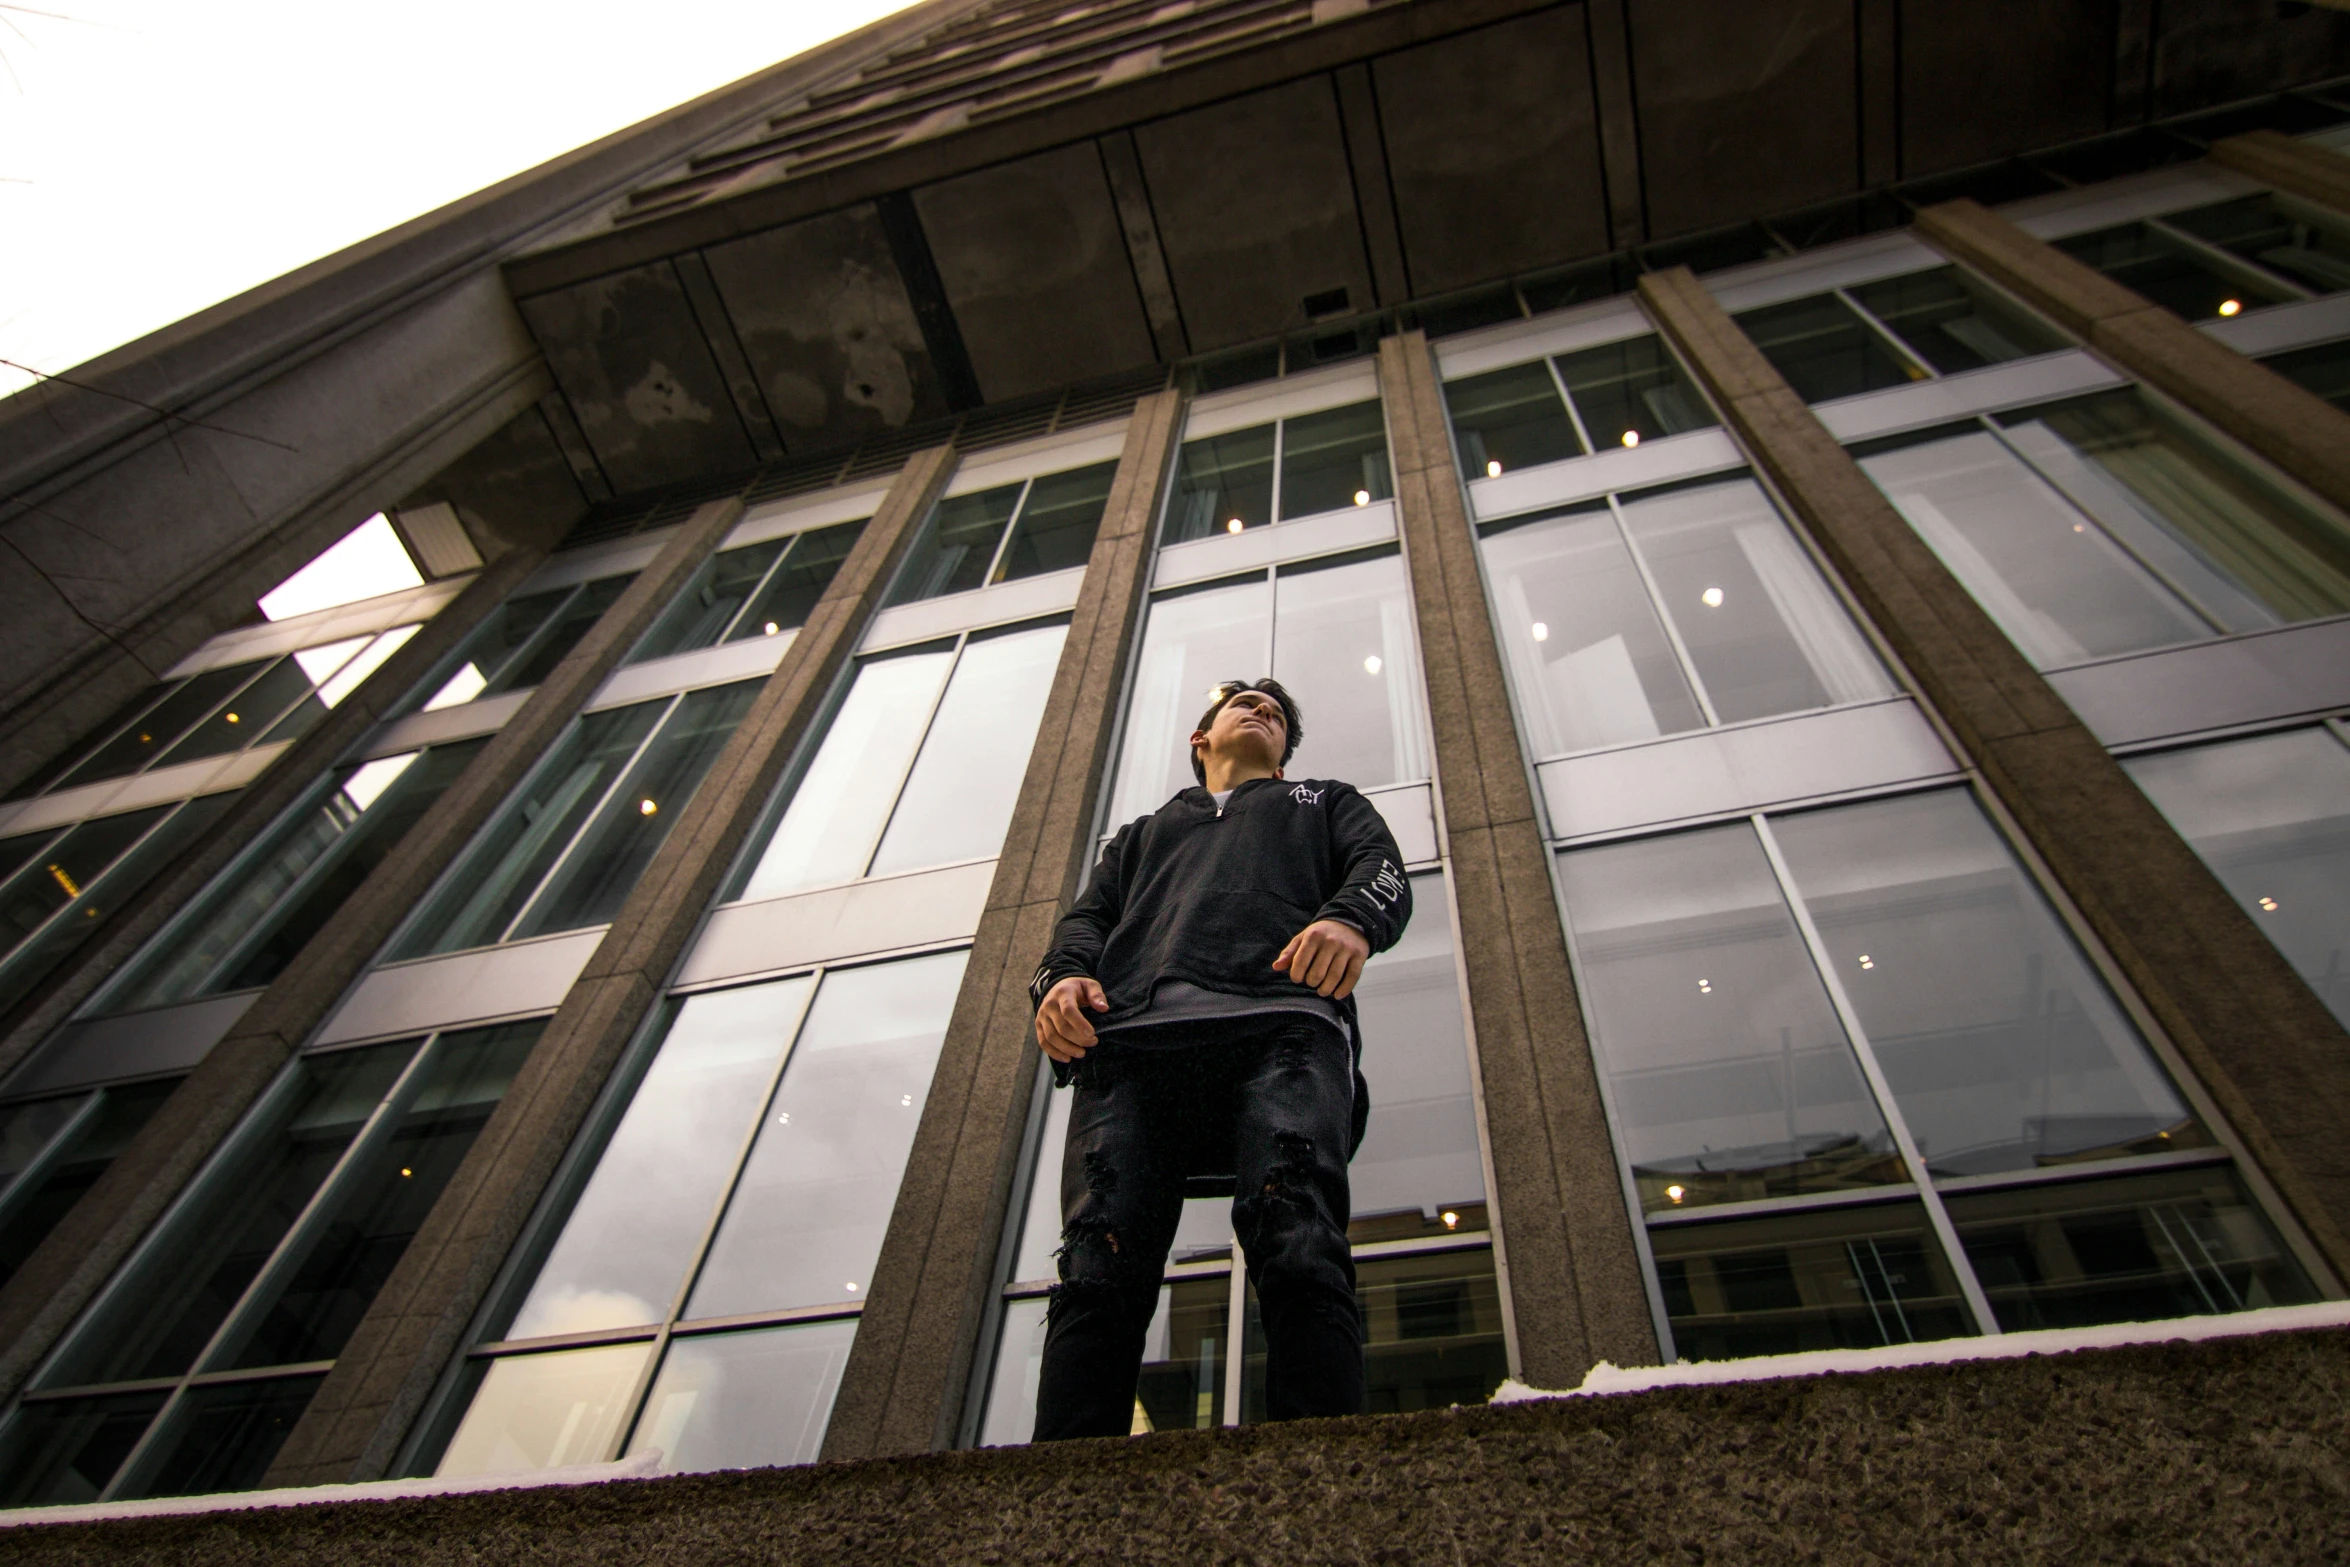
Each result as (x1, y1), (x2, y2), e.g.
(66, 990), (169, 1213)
(1201, 760), (1279, 794)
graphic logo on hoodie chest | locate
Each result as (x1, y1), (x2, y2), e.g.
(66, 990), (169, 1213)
(1289, 784), (1323, 806)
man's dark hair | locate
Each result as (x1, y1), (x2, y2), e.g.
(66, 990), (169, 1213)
(1191, 678), (1303, 785)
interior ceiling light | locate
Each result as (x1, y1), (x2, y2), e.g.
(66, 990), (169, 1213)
(1621, 430), (1640, 448)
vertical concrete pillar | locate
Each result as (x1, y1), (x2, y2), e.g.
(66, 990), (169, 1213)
(1914, 198), (2350, 518)
(2208, 130), (2350, 217)
(0, 546), (551, 1078)
(267, 446), (957, 1486)
(1378, 330), (1659, 1385)
(1638, 265), (2350, 1280)
(0, 499), (745, 1405)
(821, 393), (1183, 1460)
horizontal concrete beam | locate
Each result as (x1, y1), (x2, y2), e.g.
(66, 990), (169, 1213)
(2208, 129), (2350, 217)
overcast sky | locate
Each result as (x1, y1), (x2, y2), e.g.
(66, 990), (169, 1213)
(0, 0), (910, 401)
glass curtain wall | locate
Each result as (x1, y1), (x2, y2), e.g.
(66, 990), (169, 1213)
(1161, 403), (1394, 544)
(0, 1021), (543, 1505)
(432, 952), (967, 1478)
(627, 520), (866, 664)
(1731, 266), (2067, 403)
(887, 464), (1116, 607)
(0, 1079), (181, 1288)
(407, 572), (637, 713)
(1443, 335), (1717, 483)
(2055, 191), (2349, 322)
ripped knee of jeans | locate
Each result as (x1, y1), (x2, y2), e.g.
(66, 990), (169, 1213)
(1049, 1215), (1150, 1318)
(1235, 1130), (1319, 1231)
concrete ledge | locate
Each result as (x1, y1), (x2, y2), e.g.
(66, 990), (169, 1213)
(4, 1314), (2346, 1561)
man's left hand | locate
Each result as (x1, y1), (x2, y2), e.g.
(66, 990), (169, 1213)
(1273, 919), (1370, 1000)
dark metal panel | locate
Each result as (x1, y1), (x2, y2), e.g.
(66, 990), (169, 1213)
(673, 251), (788, 462)
(1372, 8), (1608, 298)
(1097, 130), (1192, 360)
(912, 141), (1159, 405)
(1332, 61), (1412, 307)
(2149, 1), (2350, 117)
(1131, 75), (1376, 351)
(1898, 0), (2112, 178)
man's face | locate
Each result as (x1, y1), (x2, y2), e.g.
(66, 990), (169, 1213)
(1192, 688), (1288, 776)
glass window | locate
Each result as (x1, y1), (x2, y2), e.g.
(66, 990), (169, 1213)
(436, 1342), (652, 1478)
(417, 573), (637, 711)
(889, 464), (1116, 608)
(726, 519), (863, 641)
(101, 740), (489, 1012)
(980, 1277), (1229, 1445)
(2126, 727), (2350, 1029)
(1550, 335), (1714, 452)
(396, 683), (758, 957)
(489, 574), (634, 696)
(993, 463), (1116, 583)
(260, 627), (421, 745)
(8, 686), (183, 803)
(1163, 402), (1397, 545)
(1945, 1166), (2317, 1331)
(623, 1320), (856, 1474)
(0, 1389), (170, 1506)
(1346, 880), (1484, 1243)
(121, 1374), (327, 1500)
(1165, 424), (1275, 543)
(1560, 823), (1901, 1215)
(59, 663), (270, 789)
(890, 484), (1022, 605)
(1240, 1248), (1509, 1419)
(628, 538), (790, 664)
(2054, 222), (2296, 321)
(734, 622), (1066, 900)
(0, 1080), (179, 1290)
(1445, 361), (1582, 481)
(2160, 194), (2350, 297)
(1843, 267), (2067, 375)
(1734, 293), (1925, 403)
(1277, 400), (1393, 519)
(2262, 337), (2350, 414)
(1649, 1202), (1973, 1360)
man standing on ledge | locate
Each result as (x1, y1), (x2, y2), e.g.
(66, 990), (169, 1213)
(1029, 678), (1411, 1437)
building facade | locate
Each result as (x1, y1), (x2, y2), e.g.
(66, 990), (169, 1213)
(1, 0), (2349, 1514)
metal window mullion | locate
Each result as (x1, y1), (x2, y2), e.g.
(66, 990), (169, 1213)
(1833, 288), (1939, 382)
(497, 694), (684, 945)
(177, 768), (392, 1000)
(1604, 493), (1722, 727)
(1747, 811), (2002, 1337)
(2140, 216), (2316, 303)
(0, 1089), (106, 1230)
(604, 971), (825, 1462)
(29, 683), (188, 801)
(859, 636), (970, 880)
(1268, 419), (1287, 523)
(980, 479), (1036, 588)
(718, 529), (798, 643)
(483, 582), (587, 693)
(1545, 357), (1596, 456)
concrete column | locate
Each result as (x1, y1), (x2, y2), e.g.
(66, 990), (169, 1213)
(1378, 330), (1659, 1386)
(1638, 265), (2350, 1281)
(820, 394), (1182, 1460)
(266, 446), (957, 1486)
(2208, 130), (2350, 218)
(0, 547), (549, 1080)
(0, 498), (745, 1406)
(1914, 198), (2350, 520)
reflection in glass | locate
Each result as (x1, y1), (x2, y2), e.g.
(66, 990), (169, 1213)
(1650, 1202), (1972, 1360)
(494, 575), (635, 695)
(1241, 1248), (1508, 1420)
(1348, 875), (1484, 1243)
(728, 520), (865, 641)
(265, 628), (421, 746)
(1479, 507), (1702, 756)
(1270, 553), (1427, 788)
(1734, 293), (1923, 403)
(1559, 824), (1899, 1214)
(1010, 1087), (1234, 1283)
(2055, 222), (2293, 322)
(735, 650), (954, 899)
(0, 1094), (88, 1191)
(2, 807), (176, 957)
(1772, 791), (2204, 1179)
(1445, 361), (1580, 479)
(629, 539), (789, 664)
(1948, 1167), (2317, 1332)
(997, 464), (1116, 582)
(157, 657), (320, 767)
(867, 623), (1067, 877)
(1846, 267), (2066, 375)
(982, 1278), (1229, 1445)
(124, 1374), (327, 1500)
(686, 952), (965, 1318)
(8, 683), (181, 802)
(436, 1342), (652, 1478)
(0, 1081), (179, 1289)
(416, 584), (572, 711)
(0, 828), (58, 886)
(1277, 400), (1392, 519)
(2164, 193), (2350, 295)
(1552, 334), (1713, 450)
(890, 485), (1022, 606)
(511, 681), (760, 939)
(509, 982), (811, 1341)
(1615, 479), (1891, 722)
(1165, 424), (1275, 543)
(61, 662), (267, 789)
(0, 1389), (170, 1506)
(625, 1320), (856, 1473)
(2263, 337), (2350, 415)
(2127, 728), (2350, 1029)
(1106, 577), (1273, 825)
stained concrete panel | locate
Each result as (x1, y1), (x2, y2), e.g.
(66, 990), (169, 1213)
(912, 142), (1156, 404)
(1372, 10), (1610, 298)
(1897, 0), (2110, 177)
(1627, 0), (1856, 240)
(2149, 1), (2350, 117)
(1132, 77), (1376, 352)
(396, 405), (587, 558)
(701, 203), (950, 450)
(517, 263), (758, 494)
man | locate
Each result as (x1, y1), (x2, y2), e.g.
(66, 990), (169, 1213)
(1028, 678), (1411, 1438)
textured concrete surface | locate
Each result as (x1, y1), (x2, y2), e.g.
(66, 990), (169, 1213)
(267, 449), (957, 1488)
(2210, 130), (2350, 220)
(11, 1324), (2350, 1563)
(823, 392), (1183, 1461)
(1641, 266), (2350, 1287)
(1379, 331), (1658, 1387)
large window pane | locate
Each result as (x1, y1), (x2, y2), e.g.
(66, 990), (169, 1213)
(1552, 335), (1714, 450)
(1734, 294), (1923, 403)
(733, 650), (955, 900)
(506, 980), (813, 1341)
(1165, 424), (1276, 543)
(0, 1081), (178, 1290)
(867, 623), (1067, 877)
(1846, 266), (2066, 375)
(1106, 576), (1272, 826)
(2055, 222), (2294, 321)
(1347, 875), (1483, 1243)
(436, 1342), (653, 1478)
(8, 684), (181, 802)
(1560, 823), (1900, 1215)
(60, 662), (267, 788)
(0, 1389), (170, 1506)
(2263, 337), (2350, 414)
(262, 627), (421, 745)
(154, 657), (320, 767)
(417, 585), (574, 710)
(984, 1276), (1231, 1445)
(624, 1320), (856, 1473)
(1770, 791), (2206, 1179)
(1241, 1248), (1508, 1419)
(1649, 1201), (1972, 1360)
(510, 681), (760, 939)
(395, 701), (666, 957)
(1271, 553), (1427, 788)
(1445, 362), (1582, 479)
(890, 484), (1022, 606)
(726, 520), (865, 642)
(492, 575), (635, 695)
(2163, 194), (2350, 296)
(685, 952), (965, 1318)
(1278, 400), (1392, 519)
(122, 1374), (327, 1500)
(1615, 479), (1892, 721)
(2126, 728), (2350, 1029)
(628, 539), (788, 664)
(1947, 1166), (2317, 1331)
(2, 807), (177, 958)
(996, 463), (1116, 582)
(1479, 508), (1703, 757)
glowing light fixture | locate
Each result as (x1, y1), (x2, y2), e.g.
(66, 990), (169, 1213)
(1621, 430), (1640, 448)
(1666, 1184), (1685, 1203)
(1700, 587), (1724, 608)
(1441, 1210), (1460, 1230)
(764, 621), (780, 636)
(1363, 654), (1383, 675)
(2218, 298), (2242, 317)
(2259, 895), (2279, 912)
(1486, 459), (1503, 478)
(1353, 489), (1370, 506)
(1227, 518), (1245, 534)
(1858, 953), (1875, 970)
(1696, 978), (1712, 994)
(1530, 621), (1549, 642)
(224, 712), (240, 724)
(639, 798), (658, 816)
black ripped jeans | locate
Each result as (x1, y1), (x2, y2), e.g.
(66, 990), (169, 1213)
(1033, 1016), (1365, 1440)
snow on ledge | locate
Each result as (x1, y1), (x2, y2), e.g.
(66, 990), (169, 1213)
(1489, 1299), (2350, 1406)
(0, 1449), (668, 1530)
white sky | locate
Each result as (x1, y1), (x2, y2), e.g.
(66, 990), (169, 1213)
(0, 0), (912, 402)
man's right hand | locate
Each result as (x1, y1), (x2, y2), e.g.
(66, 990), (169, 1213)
(1036, 976), (1109, 1063)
